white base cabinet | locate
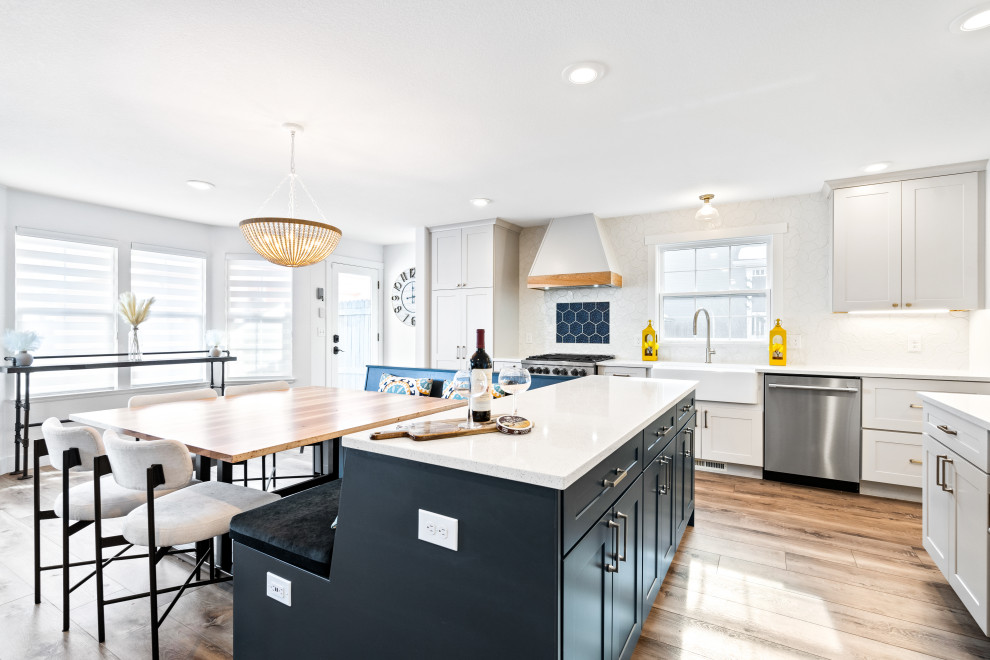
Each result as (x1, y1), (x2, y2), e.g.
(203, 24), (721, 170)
(921, 402), (990, 635)
(697, 402), (763, 468)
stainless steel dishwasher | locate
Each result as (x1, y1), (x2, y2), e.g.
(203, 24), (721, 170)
(764, 374), (862, 492)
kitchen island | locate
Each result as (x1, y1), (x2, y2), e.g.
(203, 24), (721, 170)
(234, 376), (697, 660)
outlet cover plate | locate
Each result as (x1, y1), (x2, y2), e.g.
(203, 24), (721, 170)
(418, 509), (459, 551)
(266, 572), (291, 606)
(908, 336), (922, 353)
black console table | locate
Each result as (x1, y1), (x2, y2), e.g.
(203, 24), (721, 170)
(1, 350), (236, 480)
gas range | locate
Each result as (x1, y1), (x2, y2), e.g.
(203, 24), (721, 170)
(521, 353), (616, 377)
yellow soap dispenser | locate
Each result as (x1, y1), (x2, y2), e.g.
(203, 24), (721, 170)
(642, 320), (658, 361)
(769, 319), (787, 366)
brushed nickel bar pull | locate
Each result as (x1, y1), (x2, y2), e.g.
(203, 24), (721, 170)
(606, 520), (620, 573)
(941, 457), (954, 493)
(616, 511), (629, 562)
(611, 373), (631, 377)
(646, 431), (669, 452)
(704, 410), (709, 428)
(767, 384), (859, 393)
(908, 403), (923, 409)
(936, 455), (946, 487)
(684, 428), (694, 457)
(603, 467), (628, 489)
(909, 458), (922, 465)
(937, 424), (958, 436)
(658, 459), (669, 495)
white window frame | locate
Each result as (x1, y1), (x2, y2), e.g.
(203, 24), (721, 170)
(647, 223), (786, 344)
(225, 254), (294, 381)
(128, 243), (209, 388)
(13, 227), (120, 394)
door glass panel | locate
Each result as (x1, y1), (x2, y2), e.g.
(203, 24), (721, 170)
(335, 270), (374, 390)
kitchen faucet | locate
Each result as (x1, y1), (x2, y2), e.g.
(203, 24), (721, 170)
(693, 308), (716, 364)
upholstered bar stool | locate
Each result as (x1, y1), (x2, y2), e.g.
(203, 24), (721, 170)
(36, 419), (192, 632)
(127, 387), (218, 408)
(99, 431), (279, 660)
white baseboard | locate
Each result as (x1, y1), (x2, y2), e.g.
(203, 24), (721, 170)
(860, 480), (922, 503)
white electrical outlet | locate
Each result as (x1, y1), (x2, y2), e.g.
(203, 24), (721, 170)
(418, 509), (458, 551)
(908, 335), (922, 353)
(790, 334), (802, 350)
(525, 333), (533, 344)
(266, 572), (291, 606)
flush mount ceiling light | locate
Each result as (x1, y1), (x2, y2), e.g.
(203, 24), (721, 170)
(470, 198), (492, 207)
(239, 123), (342, 268)
(862, 161), (892, 173)
(951, 4), (990, 31)
(562, 62), (606, 85)
(186, 180), (215, 191)
(696, 194), (721, 225)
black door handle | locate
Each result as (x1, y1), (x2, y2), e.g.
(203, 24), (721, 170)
(333, 334), (340, 343)
(333, 346), (344, 355)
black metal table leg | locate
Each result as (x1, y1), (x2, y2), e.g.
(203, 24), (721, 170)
(220, 362), (225, 396)
(217, 460), (233, 572)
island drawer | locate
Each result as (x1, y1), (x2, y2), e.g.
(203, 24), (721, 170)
(644, 409), (677, 464)
(562, 433), (642, 554)
(675, 394), (696, 431)
(924, 404), (989, 473)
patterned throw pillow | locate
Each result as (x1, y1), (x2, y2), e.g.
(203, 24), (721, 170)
(378, 373), (433, 396)
(441, 379), (507, 400)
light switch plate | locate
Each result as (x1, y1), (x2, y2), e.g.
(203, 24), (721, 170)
(790, 334), (802, 350)
(418, 509), (458, 551)
(908, 335), (922, 353)
(266, 572), (291, 606)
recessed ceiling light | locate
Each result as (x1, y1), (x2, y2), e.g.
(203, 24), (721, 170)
(470, 198), (491, 207)
(951, 5), (990, 32)
(862, 162), (891, 173)
(186, 180), (215, 190)
(562, 62), (606, 85)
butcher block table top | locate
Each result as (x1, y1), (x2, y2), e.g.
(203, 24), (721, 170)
(70, 386), (465, 463)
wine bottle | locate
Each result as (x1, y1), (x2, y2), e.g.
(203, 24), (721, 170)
(469, 328), (493, 423)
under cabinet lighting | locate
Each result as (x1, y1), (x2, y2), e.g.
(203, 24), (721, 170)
(846, 309), (953, 315)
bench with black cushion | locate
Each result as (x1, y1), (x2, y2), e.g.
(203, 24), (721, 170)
(230, 479), (342, 577)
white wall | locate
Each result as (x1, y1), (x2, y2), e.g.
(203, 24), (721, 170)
(0, 187), (383, 472)
(383, 242), (416, 366)
(519, 191), (972, 368)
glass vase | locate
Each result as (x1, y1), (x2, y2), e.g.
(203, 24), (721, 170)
(128, 325), (142, 361)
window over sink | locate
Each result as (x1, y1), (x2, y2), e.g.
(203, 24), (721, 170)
(657, 235), (774, 341)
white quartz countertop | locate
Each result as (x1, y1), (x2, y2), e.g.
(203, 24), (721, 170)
(919, 392), (990, 429)
(342, 375), (697, 489)
(644, 360), (990, 383)
(598, 359), (656, 369)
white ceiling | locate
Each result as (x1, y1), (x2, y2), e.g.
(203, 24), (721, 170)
(1, 1), (988, 244)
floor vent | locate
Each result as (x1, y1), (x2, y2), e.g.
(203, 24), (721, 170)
(695, 459), (726, 472)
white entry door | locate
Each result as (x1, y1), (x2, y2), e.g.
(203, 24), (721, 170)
(329, 262), (382, 389)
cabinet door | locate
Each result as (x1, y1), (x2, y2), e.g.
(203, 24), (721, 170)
(462, 288), (493, 353)
(461, 225), (494, 288)
(611, 475), (644, 660)
(431, 229), (463, 290)
(675, 420), (696, 541)
(922, 434), (951, 574)
(698, 403), (763, 467)
(902, 172), (979, 310)
(832, 182), (902, 312)
(659, 443), (677, 571)
(563, 512), (614, 660)
(642, 457), (660, 609)
(946, 450), (990, 632)
(431, 290), (464, 369)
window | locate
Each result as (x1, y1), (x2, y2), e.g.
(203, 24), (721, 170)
(129, 247), (207, 386)
(659, 237), (771, 340)
(226, 257), (293, 379)
(14, 232), (117, 394)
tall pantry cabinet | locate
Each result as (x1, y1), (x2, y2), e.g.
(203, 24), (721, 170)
(430, 220), (520, 369)
(831, 163), (985, 312)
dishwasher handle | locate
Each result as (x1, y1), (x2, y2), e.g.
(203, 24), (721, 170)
(767, 383), (859, 393)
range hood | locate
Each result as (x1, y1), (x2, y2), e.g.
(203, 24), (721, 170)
(527, 213), (623, 289)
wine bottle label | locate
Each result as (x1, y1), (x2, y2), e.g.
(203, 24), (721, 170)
(472, 368), (493, 412)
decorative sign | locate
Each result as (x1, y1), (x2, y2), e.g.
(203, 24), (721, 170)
(392, 266), (416, 326)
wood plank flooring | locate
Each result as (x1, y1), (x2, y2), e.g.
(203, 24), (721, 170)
(2, 462), (988, 658)
(632, 471), (990, 660)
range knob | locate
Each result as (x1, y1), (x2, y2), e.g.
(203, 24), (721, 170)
(552, 368), (562, 375)
(578, 368), (587, 376)
(527, 366), (537, 373)
(570, 368), (579, 376)
(541, 367), (551, 374)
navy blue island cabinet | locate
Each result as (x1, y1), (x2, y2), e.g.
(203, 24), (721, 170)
(232, 378), (696, 660)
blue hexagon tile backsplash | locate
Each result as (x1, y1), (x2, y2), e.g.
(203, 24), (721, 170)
(556, 302), (610, 344)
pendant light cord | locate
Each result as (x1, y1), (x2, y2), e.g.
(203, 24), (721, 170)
(250, 128), (329, 222)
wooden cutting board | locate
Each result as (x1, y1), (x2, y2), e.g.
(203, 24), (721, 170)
(370, 418), (497, 441)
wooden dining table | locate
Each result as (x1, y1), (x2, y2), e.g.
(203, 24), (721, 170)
(70, 386), (465, 568)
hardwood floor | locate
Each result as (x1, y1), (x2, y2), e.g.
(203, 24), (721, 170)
(2, 463), (988, 658)
(632, 471), (990, 660)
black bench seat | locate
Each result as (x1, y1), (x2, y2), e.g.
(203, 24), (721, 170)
(230, 479), (342, 578)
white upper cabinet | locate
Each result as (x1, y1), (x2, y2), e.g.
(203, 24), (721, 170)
(832, 169), (982, 312)
(432, 225), (494, 290)
(832, 182), (902, 311)
(902, 172), (979, 310)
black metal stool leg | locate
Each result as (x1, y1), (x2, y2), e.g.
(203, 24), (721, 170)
(61, 463), (71, 631)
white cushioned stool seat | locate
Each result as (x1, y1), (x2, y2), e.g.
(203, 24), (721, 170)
(122, 481), (280, 547)
(54, 475), (199, 521)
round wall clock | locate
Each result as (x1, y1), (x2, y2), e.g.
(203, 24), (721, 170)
(391, 266), (416, 326)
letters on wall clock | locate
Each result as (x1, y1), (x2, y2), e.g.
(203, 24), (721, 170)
(392, 266), (416, 326)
